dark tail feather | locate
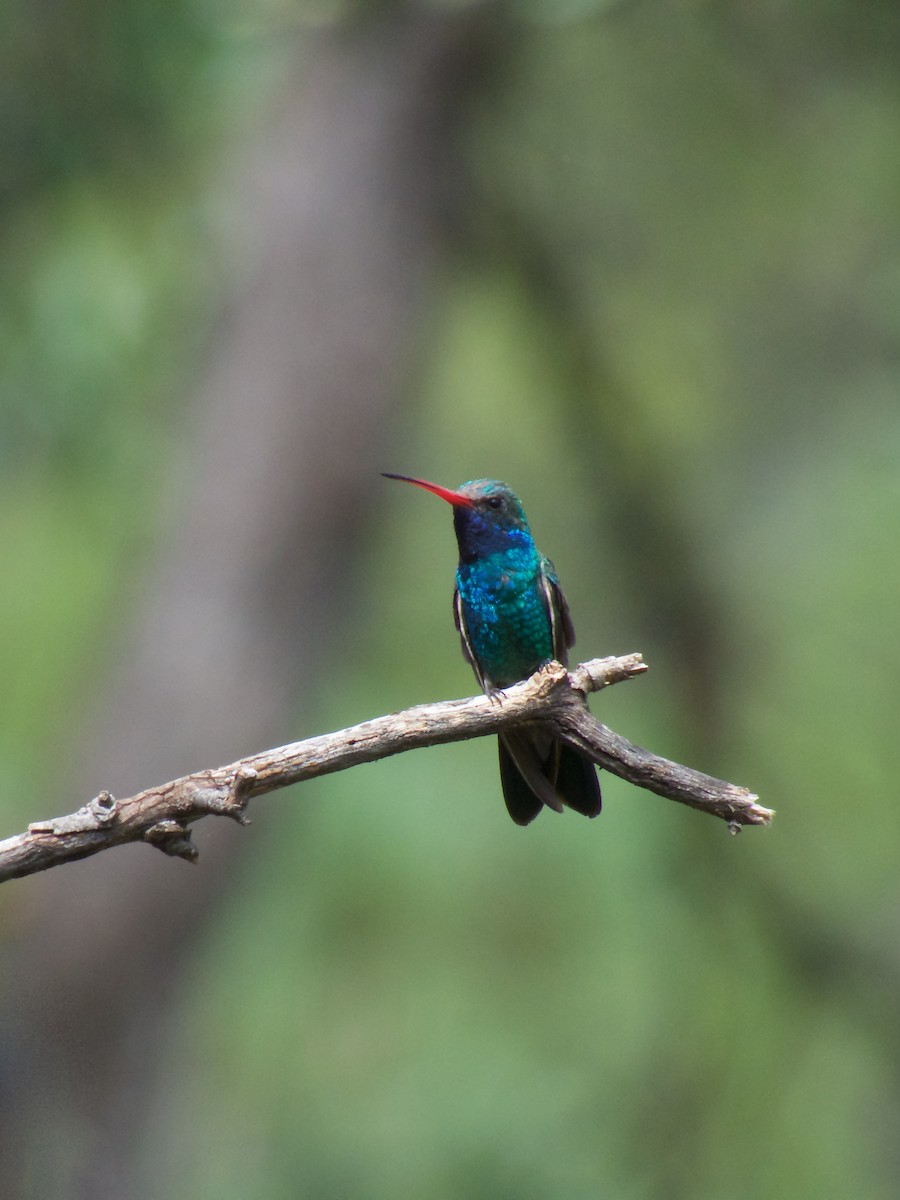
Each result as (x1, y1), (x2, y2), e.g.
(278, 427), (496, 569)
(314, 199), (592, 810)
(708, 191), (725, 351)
(555, 744), (602, 818)
(498, 733), (601, 825)
(498, 735), (544, 826)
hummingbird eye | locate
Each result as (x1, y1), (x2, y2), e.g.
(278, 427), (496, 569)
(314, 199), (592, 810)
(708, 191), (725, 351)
(487, 495), (503, 510)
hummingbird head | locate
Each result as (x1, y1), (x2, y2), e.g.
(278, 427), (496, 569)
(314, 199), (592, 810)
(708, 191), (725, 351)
(383, 475), (534, 562)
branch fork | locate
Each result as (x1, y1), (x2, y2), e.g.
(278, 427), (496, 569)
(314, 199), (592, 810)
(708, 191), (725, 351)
(0, 653), (770, 883)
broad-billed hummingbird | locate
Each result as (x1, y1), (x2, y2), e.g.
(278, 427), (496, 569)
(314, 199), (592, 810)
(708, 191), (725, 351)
(384, 474), (602, 825)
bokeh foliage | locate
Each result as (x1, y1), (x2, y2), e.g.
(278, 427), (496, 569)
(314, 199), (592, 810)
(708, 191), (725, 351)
(2, 2), (900, 1197)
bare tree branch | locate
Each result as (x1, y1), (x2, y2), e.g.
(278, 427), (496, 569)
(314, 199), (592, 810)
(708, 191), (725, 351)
(0, 655), (770, 884)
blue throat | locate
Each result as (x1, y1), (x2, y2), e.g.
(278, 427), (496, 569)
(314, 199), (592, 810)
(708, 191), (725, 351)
(452, 504), (533, 562)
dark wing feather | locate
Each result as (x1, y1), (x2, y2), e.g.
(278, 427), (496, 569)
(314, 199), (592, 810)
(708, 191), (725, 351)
(453, 587), (488, 690)
(538, 557), (576, 666)
(538, 560), (602, 818)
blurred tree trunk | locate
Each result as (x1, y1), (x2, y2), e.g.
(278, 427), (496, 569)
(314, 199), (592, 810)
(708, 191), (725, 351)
(0, 9), (481, 1198)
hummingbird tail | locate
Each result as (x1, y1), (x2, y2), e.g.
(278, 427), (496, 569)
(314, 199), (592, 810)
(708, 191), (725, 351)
(555, 743), (602, 819)
(498, 733), (602, 825)
(498, 734), (548, 825)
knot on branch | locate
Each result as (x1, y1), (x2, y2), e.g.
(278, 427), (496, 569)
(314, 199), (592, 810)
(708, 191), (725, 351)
(192, 765), (257, 825)
(28, 790), (119, 837)
(143, 820), (197, 863)
(89, 790), (118, 823)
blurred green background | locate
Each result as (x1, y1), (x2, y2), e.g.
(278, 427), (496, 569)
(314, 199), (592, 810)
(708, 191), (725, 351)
(2, 1), (899, 1197)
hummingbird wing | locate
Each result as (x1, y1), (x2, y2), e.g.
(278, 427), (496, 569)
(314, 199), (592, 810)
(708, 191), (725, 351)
(453, 586), (489, 691)
(537, 557), (603, 819)
(538, 556), (576, 665)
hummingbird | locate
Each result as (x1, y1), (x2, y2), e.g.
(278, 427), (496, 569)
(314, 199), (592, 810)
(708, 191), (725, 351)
(384, 474), (602, 825)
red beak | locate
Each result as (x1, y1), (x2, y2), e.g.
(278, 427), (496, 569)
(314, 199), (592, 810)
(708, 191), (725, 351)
(382, 473), (475, 508)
